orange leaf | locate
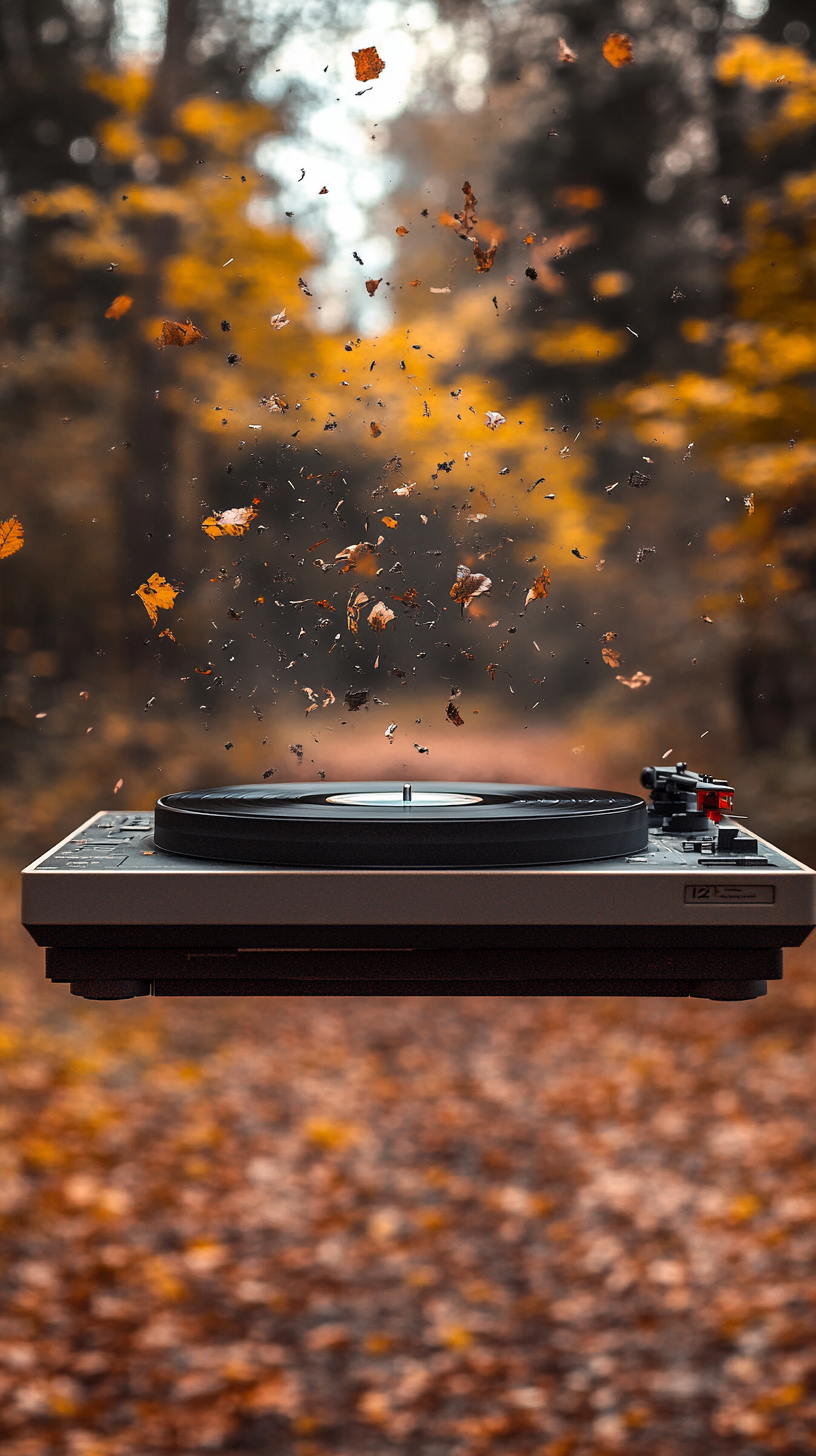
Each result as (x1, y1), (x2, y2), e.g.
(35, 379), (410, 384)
(0, 516), (24, 560)
(381, 516), (398, 528)
(105, 294), (133, 320)
(603, 32), (633, 67)
(524, 567), (551, 606)
(408, 279), (421, 287)
(370, 421), (382, 438)
(353, 45), (385, 81)
(156, 318), (204, 349)
(135, 573), (179, 626)
(201, 505), (258, 538)
(365, 278), (382, 296)
(396, 226), (409, 236)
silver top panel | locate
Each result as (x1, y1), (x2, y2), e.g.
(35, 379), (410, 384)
(21, 812), (816, 928)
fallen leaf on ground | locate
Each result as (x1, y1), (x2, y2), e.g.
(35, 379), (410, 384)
(616, 670), (651, 689)
(450, 565), (492, 612)
(105, 294), (133, 319)
(156, 319), (204, 348)
(368, 601), (396, 631)
(135, 573), (179, 625)
(525, 567), (551, 605)
(353, 46), (385, 81)
(603, 32), (634, 66)
(201, 505), (258, 538)
(0, 516), (24, 560)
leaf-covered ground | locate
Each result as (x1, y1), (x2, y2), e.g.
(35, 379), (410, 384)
(1, 912), (815, 1455)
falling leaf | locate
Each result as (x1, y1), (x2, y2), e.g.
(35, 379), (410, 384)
(135, 573), (179, 626)
(336, 541), (375, 574)
(485, 411), (506, 430)
(318, 186), (328, 195)
(396, 226), (409, 236)
(0, 516), (24, 560)
(365, 278), (382, 296)
(525, 567), (551, 606)
(744, 493), (755, 514)
(445, 699), (465, 727)
(297, 277), (313, 295)
(156, 319), (204, 349)
(344, 687), (370, 712)
(616, 670), (651, 689)
(450, 564), (492, 613)
(381, 516), (398, 528)
(370, 421), (382, 438)
(409, 279), (421, 287)
(105, 294), (133, 320)
(368, 601), (395, 632)
(353, 45), (385, 82)
(459, 182), (479, 234)
(558, 37), (578, 62)
(422, 400), (431, 417)
(602, 647), (621, 668)
(701, 615), (713, 623)
(113, 778), (123, 793)
(474, 238), (499, 272)
(201, 505), (258, 539)
(603, 32), (634, 67)
(393, 482), (415, 497)
(430, 286), (451, 293)
(571, 548), (587, 559)
(270, 309), (289, 330)
(384, 721), (397, 740)
(628, 470), (651, 487)
(158, 628), (176, 642)
(262, 393), (288, 413)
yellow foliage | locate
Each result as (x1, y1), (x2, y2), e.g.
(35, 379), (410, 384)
(716, 37), (815, 91)
(98, 117), (144, 161)
(174, 95), (276, 152)
(85, 67), (154, 114)
(535, 322), (628, 364)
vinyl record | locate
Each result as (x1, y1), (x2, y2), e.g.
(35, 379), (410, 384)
(154, 782), (648, 868)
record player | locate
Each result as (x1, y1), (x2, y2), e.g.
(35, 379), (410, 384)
(21, 765), (815, 1002)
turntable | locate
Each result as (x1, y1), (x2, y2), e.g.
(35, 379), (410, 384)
(21, 765), (815, 1002)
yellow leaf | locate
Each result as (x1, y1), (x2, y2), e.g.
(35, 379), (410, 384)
(201, 504), (258, 538)
(135, 573), (179, 625)
(381, 515), (398, 528)
(0, 516), (23, 560)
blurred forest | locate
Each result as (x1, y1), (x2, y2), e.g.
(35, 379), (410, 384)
(3, 6), (816, 1455)
(2, 0), (816, 859)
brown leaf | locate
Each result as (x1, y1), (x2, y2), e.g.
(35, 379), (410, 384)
(744, 492), (755, 514)
(262, 393), (288, 413)
(369, 421), (382, 438)
(445, 699), (465, 727)
(616, 670), (651, 690)
(408, 279), (421, 287)
(450, 564), (492, 612)
(346, 589), (370, 633)
(558, 37), (578, 62)
(156, 318), (204, 349)
(135, 573), (179, 626)
(353, 45), (385, 81)
(395, 226), (409, 236)
(601, 647), (621, 668)
(603, 32), (634, 67)
(365, 278), (382, 296)
(201, 505), (258, 538)
(368, 601), (395, 632)
(336, 542), (375, 574)
(0, 516), (24, 560)
(460, 181), (478, 233)
(391, 587), (420, 608)
(473, 238), (498, 273)
(104, 294), (133, 320)
(524, 567), (551, 606)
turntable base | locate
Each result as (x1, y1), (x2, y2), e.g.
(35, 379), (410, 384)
(21, 780), (816, 1002)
